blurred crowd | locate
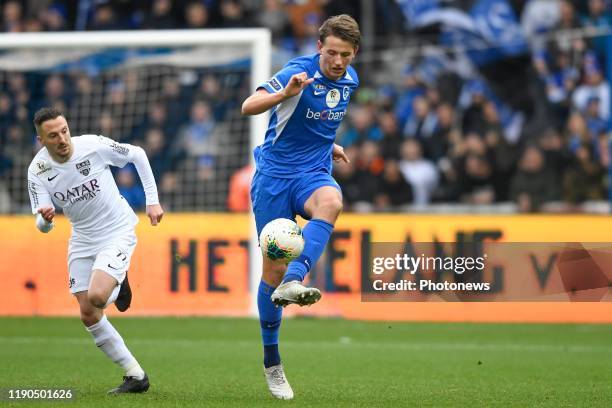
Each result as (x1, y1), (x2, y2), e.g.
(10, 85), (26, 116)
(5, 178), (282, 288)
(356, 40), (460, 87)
(0, 0), (611, 213)
(0, 66), (249, 211)
(0, 1), (392, 47)
(333, 0), (612, 213)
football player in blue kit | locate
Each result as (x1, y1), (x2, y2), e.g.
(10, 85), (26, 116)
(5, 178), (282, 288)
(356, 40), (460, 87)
(241, 14), (360, 400)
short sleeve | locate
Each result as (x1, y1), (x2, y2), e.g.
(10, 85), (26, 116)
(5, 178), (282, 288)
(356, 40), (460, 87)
(94, 135), (133, 168)
(257, 63), (305, 94)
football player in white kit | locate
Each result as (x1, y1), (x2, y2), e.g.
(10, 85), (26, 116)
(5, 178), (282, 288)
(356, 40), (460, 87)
(27, 107), (164, 395)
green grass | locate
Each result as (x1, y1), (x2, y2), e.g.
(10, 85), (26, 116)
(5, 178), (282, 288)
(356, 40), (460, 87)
(0, 317), (611, 407)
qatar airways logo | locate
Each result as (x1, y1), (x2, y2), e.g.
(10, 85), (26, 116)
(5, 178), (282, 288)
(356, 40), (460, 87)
(53, 179), (100, 204)
(306, 107), (347, 121)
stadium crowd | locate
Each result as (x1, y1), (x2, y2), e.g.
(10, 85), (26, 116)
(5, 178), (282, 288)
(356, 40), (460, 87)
(0, 0), (611, 213)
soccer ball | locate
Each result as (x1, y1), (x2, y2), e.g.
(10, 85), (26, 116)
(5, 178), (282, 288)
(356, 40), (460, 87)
(259, 218), (304, 262)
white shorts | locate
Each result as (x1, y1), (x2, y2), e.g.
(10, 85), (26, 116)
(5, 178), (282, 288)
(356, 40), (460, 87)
(67, 231), (137, 294)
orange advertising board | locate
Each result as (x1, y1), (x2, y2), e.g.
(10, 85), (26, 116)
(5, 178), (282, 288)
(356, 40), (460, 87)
(0, 214), (250, 317)
(1, 213), (611, 322)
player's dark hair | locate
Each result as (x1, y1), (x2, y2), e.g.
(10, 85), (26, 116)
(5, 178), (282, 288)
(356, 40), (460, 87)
(33, 107), (64, 129)
(319, 14), (361, 49)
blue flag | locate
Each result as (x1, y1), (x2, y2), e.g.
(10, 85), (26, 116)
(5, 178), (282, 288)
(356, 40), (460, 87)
(398, 0), (528, 66)
(397, 0), (534, 116)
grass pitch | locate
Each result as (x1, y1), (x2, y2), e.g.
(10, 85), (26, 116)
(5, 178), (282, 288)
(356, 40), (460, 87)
(1, 317), (611, 407)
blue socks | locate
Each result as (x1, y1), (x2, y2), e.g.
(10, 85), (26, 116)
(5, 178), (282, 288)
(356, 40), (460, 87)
(258, 280), (282, 368)
(282, 219), (334, 283)
(263, 344), (280, 368)
(259, 219), (334, 367)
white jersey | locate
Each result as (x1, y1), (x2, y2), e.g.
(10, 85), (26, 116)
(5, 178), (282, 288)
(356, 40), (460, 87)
(28, 134), (158, 246)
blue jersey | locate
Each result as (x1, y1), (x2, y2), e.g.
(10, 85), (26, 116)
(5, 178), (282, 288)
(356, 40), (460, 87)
(254, 53), (359, 178)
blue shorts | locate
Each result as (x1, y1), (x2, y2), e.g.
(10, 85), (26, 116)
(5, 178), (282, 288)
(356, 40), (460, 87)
(250, 171), (341, 236)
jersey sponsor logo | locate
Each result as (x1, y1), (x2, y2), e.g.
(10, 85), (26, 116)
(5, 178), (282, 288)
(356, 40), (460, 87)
(35, 160), (51, 176)
(53, 179), (100, 204)
(268, 77), (282, 92)
(305, 107), (347, 121)
(76, 160), (91, 176)
(98, 136), (129, 156)
(112, 143), (129, 156)
(326, 89), (341, 108)
(47, 174), (59, 182)
(343, 85), (350, 100)
(314, 90), (326, 96)
(28, 181), (39, 207)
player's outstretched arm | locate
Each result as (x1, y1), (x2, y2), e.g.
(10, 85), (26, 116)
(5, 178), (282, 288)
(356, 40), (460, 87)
(28, 172), (55, 233)
(130, 147), (164, 226)
(35, 207), (55, 233)
(124, 145), (163, 223)
(241, 72), (314, 116)
(96, 135), (164, 225)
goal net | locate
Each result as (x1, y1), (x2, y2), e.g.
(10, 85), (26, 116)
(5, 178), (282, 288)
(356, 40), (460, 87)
(0, 29), (270, 213)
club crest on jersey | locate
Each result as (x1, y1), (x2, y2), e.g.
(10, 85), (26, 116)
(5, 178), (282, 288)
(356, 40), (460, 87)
(343, 86), (350, 101)
(76, 160), (91, 176)
(326, 89), (340, 108)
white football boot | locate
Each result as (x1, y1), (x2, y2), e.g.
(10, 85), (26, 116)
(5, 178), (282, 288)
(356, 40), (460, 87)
(264, 364), (294, 400)
(271, 281), (321, 307)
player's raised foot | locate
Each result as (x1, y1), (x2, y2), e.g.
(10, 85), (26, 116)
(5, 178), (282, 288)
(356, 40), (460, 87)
(271, 280), (321, 307)
(115, 273), (132, 312)
(107, 374), (149, 395)
(264, 364), (294, 400)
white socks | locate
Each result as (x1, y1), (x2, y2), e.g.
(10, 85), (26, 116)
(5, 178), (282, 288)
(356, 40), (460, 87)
(125, 363), (146, 380)
(86, 315), (145, 379)
(103, 284), (121, 309)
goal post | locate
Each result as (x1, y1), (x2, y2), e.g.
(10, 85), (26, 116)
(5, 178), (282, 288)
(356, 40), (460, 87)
(0, 29), (270, 155)
(0, 29), (268, 315)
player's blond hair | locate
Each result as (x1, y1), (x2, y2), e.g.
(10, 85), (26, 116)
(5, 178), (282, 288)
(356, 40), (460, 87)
(319, 14), (361, 50)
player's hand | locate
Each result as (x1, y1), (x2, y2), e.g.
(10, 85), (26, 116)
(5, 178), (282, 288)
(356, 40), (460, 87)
(146, 204), (164, 226)
(332, 143), (350, 163)
(37, 207), (55, 223)
(282, 72), (314, 99)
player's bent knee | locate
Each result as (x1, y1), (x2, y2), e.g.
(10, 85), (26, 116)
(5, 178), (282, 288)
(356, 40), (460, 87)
(87, 290), (108, 309)
(318, 198), (343, 218)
